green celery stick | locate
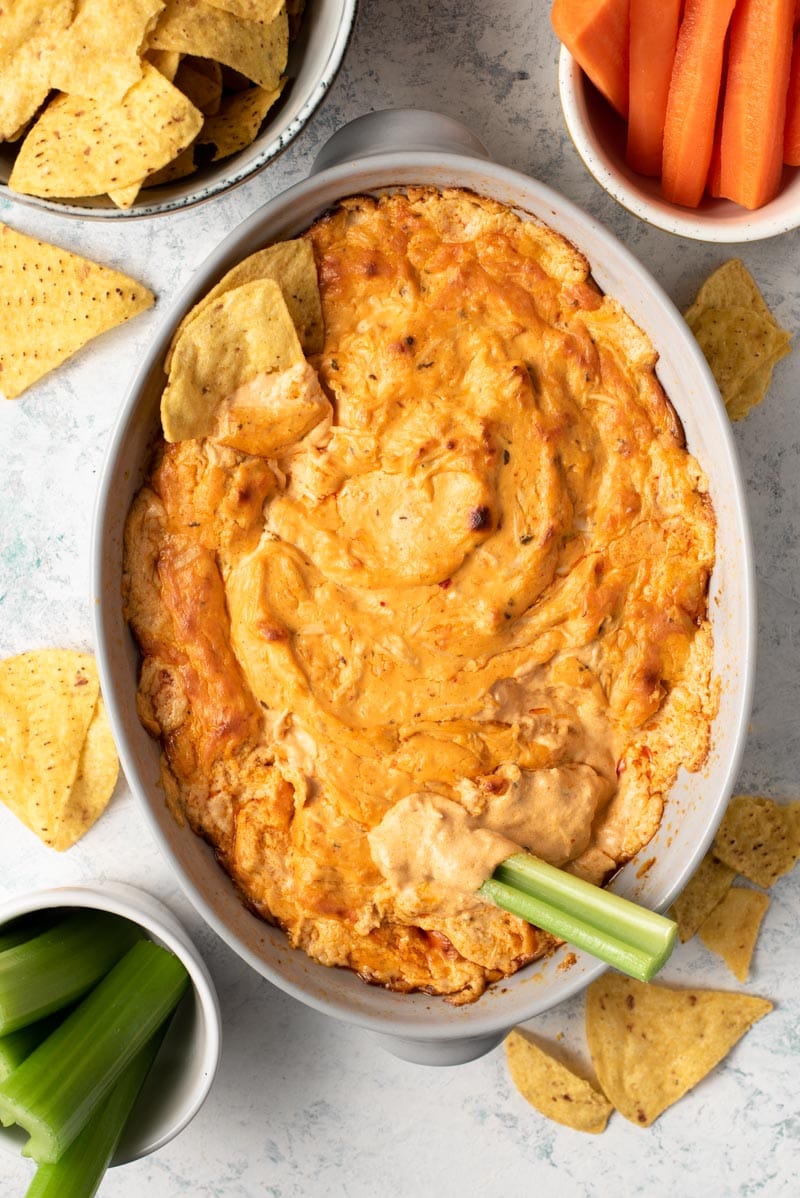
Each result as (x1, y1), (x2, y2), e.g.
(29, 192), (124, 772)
(24, 1024), (168, 1198)
(0, 939), (188, 1163)
(0, 911), (142, 1035)
(480, 852), (676, 983)
(0, 1013), (66, 1082)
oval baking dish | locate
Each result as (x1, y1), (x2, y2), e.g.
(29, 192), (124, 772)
(93, 109), (755, 1065)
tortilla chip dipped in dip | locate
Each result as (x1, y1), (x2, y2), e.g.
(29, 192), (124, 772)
(124, 190), (718, 1004)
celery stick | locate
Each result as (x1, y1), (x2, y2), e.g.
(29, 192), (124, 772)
(480, 852), (677, 982)
(24, 1024), (168, 1198)
(0, 1013), (65, 1082)
(0, 939), (188, 1163)
(0, 911), (141, 1035)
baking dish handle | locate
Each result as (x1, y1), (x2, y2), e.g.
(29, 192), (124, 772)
(311, 108), (491, 174)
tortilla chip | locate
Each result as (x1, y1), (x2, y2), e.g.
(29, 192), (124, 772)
(698, 887), (769, 982)
(161, 276), (304, 441)
(167, 238), (323, 366)
(0, 0), (74, 141)
(670, 852), (737, 943)
(685, 258), (776, 323)
(146, 47), (182, 80)
(0, 650), (99, 848)
(9, 62), (203, 198)
(108, 182), (143, 210)
(505, 1028), (612, 1134)
(197, 81), (282, 159)
(49, 0), (165, 104)
(0, 223), (154, 399)
(212, 358), (330, 456)
(586, 975), (772, 1127)
(204, 0), (285, 21)
(785, 800), (800, 856)
(685, 260), (791, 422)
(149, 0), (288, 91)
(712, 794), (797, 889)
(174, 56), (224, 115)
(144, 143), (198, 188)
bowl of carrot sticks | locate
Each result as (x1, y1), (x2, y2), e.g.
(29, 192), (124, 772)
(0, 884), (220, 1192)
(554, 0), (800, 242)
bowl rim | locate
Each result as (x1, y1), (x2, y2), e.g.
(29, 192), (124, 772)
(92, 143), (756, 1046)
(557, 46), (800, 243)
(0, 0), (359, 221)
(0, 882), (221, 1164)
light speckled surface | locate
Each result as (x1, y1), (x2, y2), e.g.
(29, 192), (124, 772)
(1, 2), (799, 1194)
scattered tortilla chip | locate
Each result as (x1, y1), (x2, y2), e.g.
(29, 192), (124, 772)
(670, 852), (737, 943)
(49, 0), (165, 104)
(505, 1028), (612, 1134)
(0, 0), (74, 141)
(0, 223), (154, 399)
(9, 62), (203, 198)
(149, 0), (288, 92)
(197, 81), (282, 159)
(161, 276), (304, 441)
(698, 887), (769, 982)
(686, 258), (775, 320)
(785, 799), (800, 856)
(174, 56), (224, 115)
(0, 650), (106, 849)
(685, 260), (791, 422)
(167, 238), (323, 366)
(586, 974), (772, 1127)
(712, 794), (797, 889)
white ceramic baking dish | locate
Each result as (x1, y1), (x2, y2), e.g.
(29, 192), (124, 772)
(92, 109), (755, 1065)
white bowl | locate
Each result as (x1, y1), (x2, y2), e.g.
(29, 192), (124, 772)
(0, 0), (357, 220)
(558, 46), (800, 242)
(0, 883), (220, 1165)
(93, 109), (755, 1065)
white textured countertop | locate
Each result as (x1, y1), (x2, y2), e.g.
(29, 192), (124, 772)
(2, 2), (799, 1194)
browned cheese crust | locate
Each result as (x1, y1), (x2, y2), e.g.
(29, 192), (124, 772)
(123, 189), (717, 1004)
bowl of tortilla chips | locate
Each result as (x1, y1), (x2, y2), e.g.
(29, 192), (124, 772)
(93, 110), (756, 1066)
(0, 0), (357, 218)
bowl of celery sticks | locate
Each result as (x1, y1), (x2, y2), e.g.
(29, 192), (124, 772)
(0, 883), (220, 1194)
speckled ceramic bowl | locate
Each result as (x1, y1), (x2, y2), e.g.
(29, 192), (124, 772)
(0, 883), (220, 1165)
(93, 110), (755, 1065)
(558, 46), (800, 243)
(0, 0), (357, 220)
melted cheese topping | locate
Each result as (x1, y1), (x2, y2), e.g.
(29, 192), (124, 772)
(124, 189), (717, 1005)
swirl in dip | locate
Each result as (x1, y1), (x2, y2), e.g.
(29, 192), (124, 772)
(124, 189), (716, 1004)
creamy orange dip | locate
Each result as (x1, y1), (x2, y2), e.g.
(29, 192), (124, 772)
(124, 189), (716, 1004)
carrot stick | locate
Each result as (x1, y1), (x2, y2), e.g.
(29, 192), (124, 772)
(662, 0), (737, 208)
(552, 0), (631, 118)
(784, 32), (800, 162)
(719, 0), (794, 209)
(626, 0), (682, 176)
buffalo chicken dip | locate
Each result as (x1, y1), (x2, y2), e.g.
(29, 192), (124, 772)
(124, 189), (716, 1004)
